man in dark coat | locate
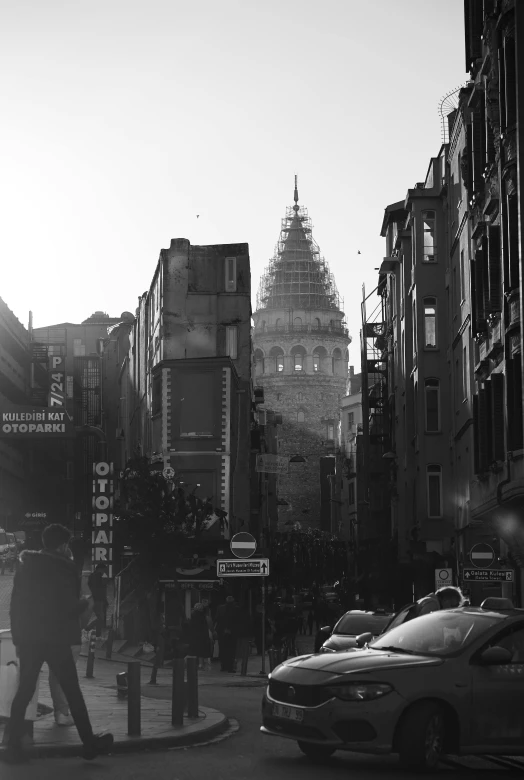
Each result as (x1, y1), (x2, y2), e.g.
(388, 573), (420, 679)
(214, 596), (238, 672)
(87, 562), (109, 637)
(5, 524), (113, 764)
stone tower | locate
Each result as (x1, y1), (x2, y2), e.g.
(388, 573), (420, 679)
(253, 179), (350, 532)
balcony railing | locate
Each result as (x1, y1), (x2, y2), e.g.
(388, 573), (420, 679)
(256, 323), (349, 338)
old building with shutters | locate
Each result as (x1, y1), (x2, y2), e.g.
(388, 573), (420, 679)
(252, 180), (350, 533)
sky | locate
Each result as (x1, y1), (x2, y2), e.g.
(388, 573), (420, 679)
(1, 0), (467, 366)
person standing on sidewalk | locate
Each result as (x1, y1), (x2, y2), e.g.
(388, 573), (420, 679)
(5, 523), (113, 764)
(87, 563), (108, 638)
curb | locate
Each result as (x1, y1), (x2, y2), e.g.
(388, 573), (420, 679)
(0, 710), (231, 760)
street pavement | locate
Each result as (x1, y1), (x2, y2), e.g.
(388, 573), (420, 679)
(2, 573), (524, 777)
(0, 570), (14, 630)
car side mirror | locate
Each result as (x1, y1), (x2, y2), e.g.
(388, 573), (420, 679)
(320, 626), (332, 634)
(479, 646), (513, 665)
(355, 631), (373, 648)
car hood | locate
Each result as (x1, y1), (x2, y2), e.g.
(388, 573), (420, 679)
(271, 649), (443, 683)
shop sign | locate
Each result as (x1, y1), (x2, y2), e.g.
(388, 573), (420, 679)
(0, 406), (73, 438)
(256, 454), (289, 474)
(91, 461), (114, 577)
(48, 355), (66, 407)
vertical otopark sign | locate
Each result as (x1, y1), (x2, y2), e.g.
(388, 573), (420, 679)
(92, 462), (114, 577)
(48, 355), (66, 407)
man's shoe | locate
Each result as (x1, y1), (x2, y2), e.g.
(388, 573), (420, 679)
(2, 744), (31, 764)
(82, 733), (114, 760)
(55, 712), (74, 727)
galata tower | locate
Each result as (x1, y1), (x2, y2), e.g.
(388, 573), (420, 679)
(253, 178), (350, 531)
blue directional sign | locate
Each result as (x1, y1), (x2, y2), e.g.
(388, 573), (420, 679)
(217, 558), (269, 577)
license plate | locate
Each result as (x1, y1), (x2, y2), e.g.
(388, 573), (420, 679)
(273, 703), (304, 722)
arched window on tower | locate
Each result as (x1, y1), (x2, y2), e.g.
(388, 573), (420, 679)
(332, 348), (342, 374)
(297, 410), (305, 423)
(313, 345), (327, 372)
(291, 345), (307, 372)
(313, 318), (321, 330)
(293, 317), (302, 330)
(275, 318), (283, 331)
(269, 346), (284, 373)
(254, 348), (265, 377)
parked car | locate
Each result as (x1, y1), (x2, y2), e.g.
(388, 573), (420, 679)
(317, 609), (393, 653)
(261, 601), (524, 771)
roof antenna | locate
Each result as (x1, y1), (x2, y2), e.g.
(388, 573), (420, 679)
(293, 174), (299, 212)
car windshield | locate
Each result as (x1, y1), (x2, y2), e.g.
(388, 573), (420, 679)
(334, 614), (391, 636)
(369, 610), (502, 656)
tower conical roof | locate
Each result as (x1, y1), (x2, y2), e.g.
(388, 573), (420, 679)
(256, 178), (343, 313)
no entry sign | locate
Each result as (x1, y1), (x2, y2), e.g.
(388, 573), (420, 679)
(230, 532), (257, 559)
(469, 543), (495, 569)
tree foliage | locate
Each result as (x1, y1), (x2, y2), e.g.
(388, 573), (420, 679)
(115, 456), (227, 569)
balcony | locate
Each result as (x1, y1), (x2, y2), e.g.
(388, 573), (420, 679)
(256, 322), (349, 338)
(487, 314), (503, 359)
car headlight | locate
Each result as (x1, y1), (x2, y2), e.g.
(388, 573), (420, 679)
(320, 646), (337, 653)
(325, 682), (393, 701)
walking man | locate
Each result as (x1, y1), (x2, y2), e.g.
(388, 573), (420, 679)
(5, 524), (113, 764)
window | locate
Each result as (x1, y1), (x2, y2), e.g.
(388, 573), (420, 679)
(225, 326), (238, 360)
(427, 464), (443, 518)
(348, 483), (355, 505)
(425, 378), (440, 432)
(347, 411), (354, 428)
(294, 317), (302, 329)
(152, 373), (162, 415)
(225, 256), (236, 292)
(254, 348), (264, 375)
(179, 372), (214, 436)
(275, 318), (283, 330)
(332, 348), (342, 374)
(269, 347), (284, 372)
(327, 423), (334, 440)
(412, 299), (417, 358)
(463, 347), (468, 400)
(313, 355), (320, 371)
(291, 345), (306, 372)
(423, 298), (437, 347)
(422, 210), (436, 262)
(73, 338), (85, 357)
(297, 392), (304, 402)
(460, 250), (466, 302)
(297, 410), (305, 423)
(313, 346), (326, 372)
(314, 318), (321, 329)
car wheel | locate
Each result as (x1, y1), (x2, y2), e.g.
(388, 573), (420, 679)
(397, 701), (446, 772)
(297, 741), (336, 761)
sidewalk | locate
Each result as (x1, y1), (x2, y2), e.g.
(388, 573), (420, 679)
(85, 632), (316, 684)
(0, 654), (230, 759)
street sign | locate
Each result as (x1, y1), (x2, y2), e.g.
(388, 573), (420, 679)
(469, 542), (495, 569)
(462, 568), (514, 582)
(435, 568), (453, 589)
(230, 532), (257, 559)
(163, 467), (175, 480)
(217, 558), (269, 577)
(256, 454), (289, 474)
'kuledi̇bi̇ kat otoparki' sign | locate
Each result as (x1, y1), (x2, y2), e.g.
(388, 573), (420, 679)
(0, 406), (74, 438)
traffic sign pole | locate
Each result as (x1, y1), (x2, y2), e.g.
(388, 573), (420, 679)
(260, 579), (266, 676)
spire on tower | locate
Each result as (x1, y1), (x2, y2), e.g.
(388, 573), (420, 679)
(293, 175), (299, 212)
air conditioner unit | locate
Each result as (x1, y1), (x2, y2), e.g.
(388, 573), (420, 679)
(258, 410), (266, 426)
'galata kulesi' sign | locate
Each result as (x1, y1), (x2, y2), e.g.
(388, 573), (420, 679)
(92, 461), (114, 577)
(1, 407), (73, 437)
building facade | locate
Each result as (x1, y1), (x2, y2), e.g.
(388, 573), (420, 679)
(112, 238), (252, 618)
(253, 180), (350, 532)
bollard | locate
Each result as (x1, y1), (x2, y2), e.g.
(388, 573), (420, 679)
(127, 661), (141, 736)
(186, 656), (198, 718)
(116, 671), (128, 698)
(240, 640), (250, 676)
(85, 629), (96, 678)
(171, 658), (185, 727)
(105, 628), (114, 660)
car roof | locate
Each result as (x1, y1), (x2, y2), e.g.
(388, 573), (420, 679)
(444, 606), (524, 620)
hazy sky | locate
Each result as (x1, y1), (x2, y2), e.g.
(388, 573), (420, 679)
(2, 0), (467, 365)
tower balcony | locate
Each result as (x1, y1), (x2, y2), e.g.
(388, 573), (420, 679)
(254, 322), (349, 339)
